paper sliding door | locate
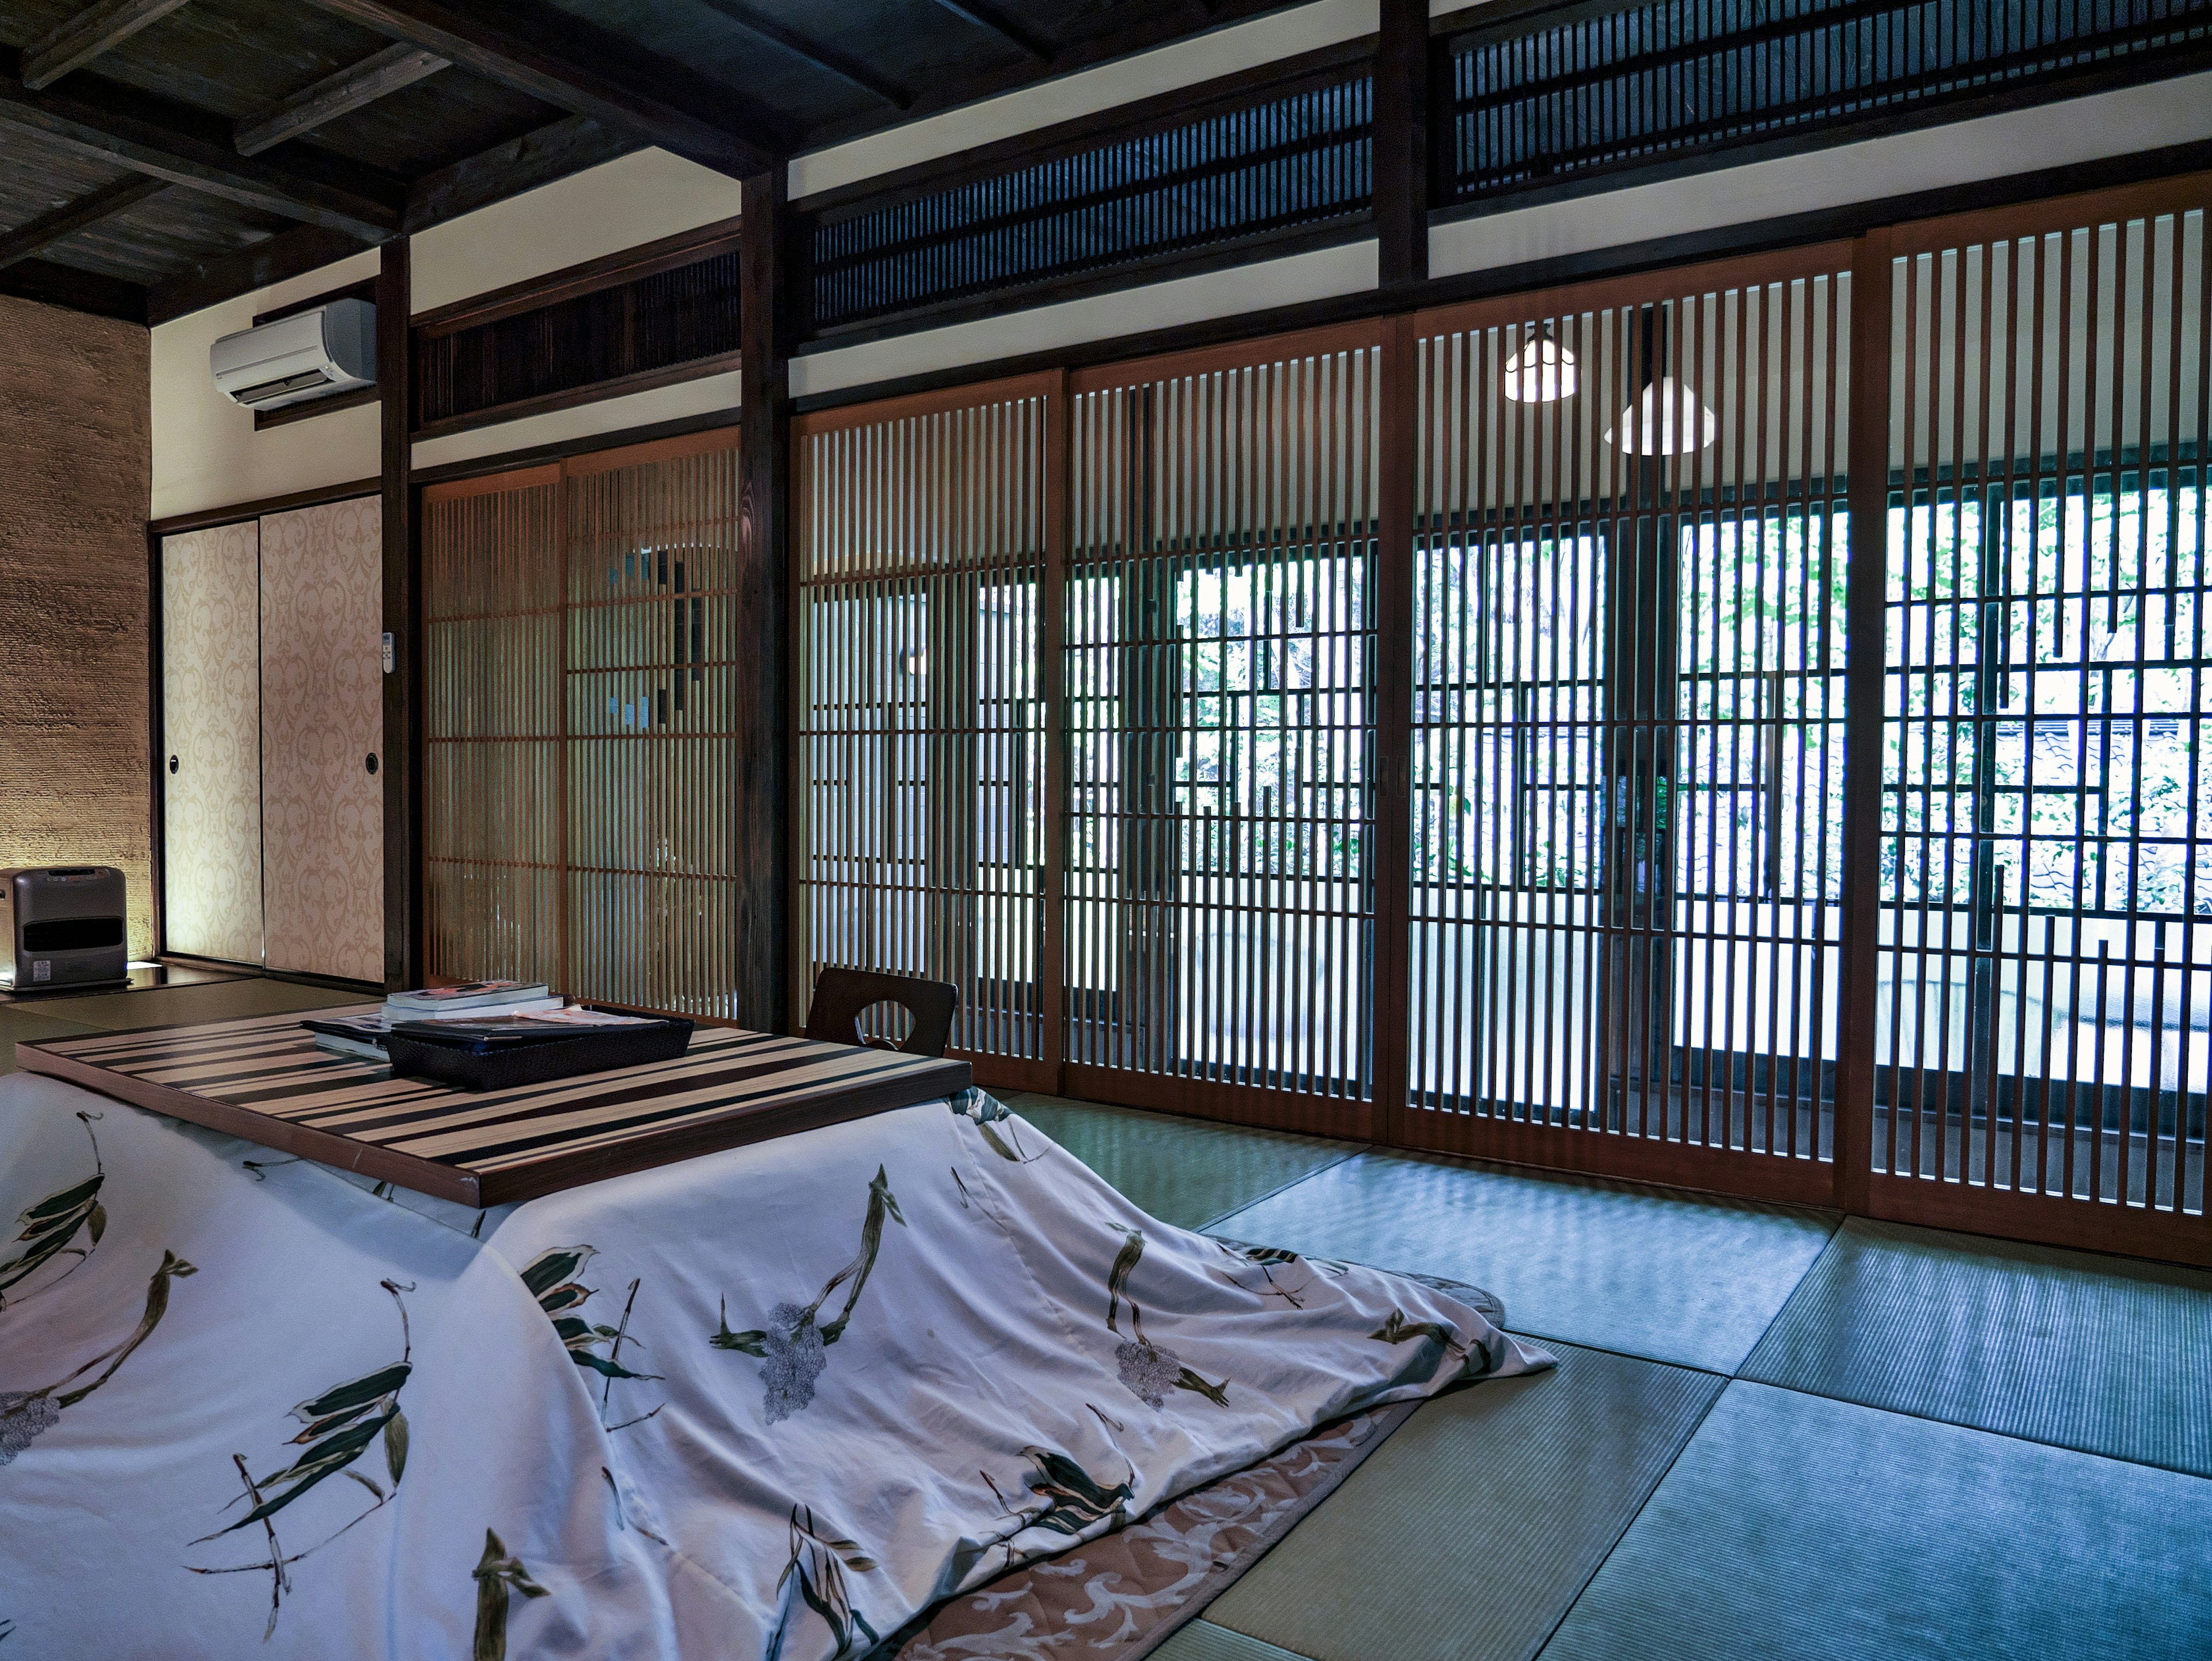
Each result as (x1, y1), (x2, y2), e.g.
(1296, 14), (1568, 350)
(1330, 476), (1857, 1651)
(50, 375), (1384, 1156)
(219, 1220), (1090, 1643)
(259, 498), (385, 982)
(161, 523), (264, 964)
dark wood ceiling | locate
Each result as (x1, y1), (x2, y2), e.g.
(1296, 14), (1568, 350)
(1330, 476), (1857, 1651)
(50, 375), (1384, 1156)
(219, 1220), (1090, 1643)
(0, 0), (1294, 325)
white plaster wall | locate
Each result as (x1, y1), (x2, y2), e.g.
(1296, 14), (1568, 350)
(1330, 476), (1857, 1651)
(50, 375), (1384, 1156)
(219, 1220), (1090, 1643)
(408, 148), (743, 313)
(1431, 71), (2212, 280)
(791, 240), (1380, 398)
(410, 370), (741, 471)
(150, 249), (381, 522)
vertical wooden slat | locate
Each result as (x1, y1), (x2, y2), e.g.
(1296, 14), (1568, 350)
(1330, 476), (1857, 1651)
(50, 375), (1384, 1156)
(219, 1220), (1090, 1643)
(1836, 228), (1895, 1215)
(1861, 177), (2212, 1264)
(1374, 313), (1419, 1140)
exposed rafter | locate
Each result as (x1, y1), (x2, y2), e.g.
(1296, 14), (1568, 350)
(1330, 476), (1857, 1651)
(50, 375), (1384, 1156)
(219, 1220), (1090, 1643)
(694, 0), (911, 111)
(924, 0), (1055, 64)
(21, 0), (193, 91)
(297, 0), (783, 176)
(0, 173), (167, 270)
(236, 43), (450, 157)
(0, 52), (403, 239)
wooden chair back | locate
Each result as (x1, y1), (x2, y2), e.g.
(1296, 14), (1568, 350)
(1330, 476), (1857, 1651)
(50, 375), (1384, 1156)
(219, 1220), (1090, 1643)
(803, 968), (959, 1058)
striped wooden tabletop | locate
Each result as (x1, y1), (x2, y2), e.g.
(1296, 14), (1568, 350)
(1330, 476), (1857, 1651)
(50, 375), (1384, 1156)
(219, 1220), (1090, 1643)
(14, 1007), (973, 1206)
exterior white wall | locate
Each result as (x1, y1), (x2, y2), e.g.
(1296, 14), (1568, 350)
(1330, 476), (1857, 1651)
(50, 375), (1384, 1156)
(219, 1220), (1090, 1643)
(150, 249), (381, 522)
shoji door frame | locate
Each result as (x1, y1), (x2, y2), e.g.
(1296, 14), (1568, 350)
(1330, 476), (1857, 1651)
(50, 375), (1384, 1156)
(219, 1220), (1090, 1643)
(791, 371), (1068, 1092)
(1063, 321), (1391, 1140)
(1395, 244), (1857, 1206)
(786, 169), (2212, 1266)
(419, 426), (760, 1023)
(1851, 171), (2212, 1265)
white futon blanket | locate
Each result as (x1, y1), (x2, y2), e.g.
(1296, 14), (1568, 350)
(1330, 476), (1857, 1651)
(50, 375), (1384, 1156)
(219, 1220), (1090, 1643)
(0, 1070), (1550, 1658)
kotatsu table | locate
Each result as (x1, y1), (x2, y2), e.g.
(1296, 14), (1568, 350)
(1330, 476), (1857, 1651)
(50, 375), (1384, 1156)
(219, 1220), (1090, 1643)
(14, 1008), (971, 1206)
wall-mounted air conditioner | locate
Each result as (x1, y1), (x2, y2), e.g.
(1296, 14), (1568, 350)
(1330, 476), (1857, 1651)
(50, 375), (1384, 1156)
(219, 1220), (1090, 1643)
(210, 297), (376, 412)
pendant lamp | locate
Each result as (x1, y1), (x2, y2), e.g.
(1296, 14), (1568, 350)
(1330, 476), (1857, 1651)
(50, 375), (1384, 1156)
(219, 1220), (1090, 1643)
(1605, 376), (1718, 455)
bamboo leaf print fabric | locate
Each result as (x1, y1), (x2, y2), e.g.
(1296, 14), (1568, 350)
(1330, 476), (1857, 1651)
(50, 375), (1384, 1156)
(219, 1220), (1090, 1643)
(0, 1069), (1551, 1658)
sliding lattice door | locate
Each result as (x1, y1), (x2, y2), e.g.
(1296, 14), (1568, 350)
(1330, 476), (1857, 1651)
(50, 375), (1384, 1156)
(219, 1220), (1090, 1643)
(1065, 327), (1382, 1136)
(1398, 253), (1853, 1200)
(1870, 182), (2211, 1258)
(794, 379), (1056, 1077)
(423, 430), (759, 1019)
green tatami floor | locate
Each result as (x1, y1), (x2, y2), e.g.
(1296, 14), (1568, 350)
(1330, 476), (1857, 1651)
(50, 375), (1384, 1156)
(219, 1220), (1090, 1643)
(1000, 1091), (2212, 1661)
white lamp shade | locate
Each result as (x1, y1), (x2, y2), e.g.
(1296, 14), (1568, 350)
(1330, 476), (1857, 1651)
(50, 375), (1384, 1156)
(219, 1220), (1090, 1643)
(1605, 377), (1718, 455)
(1503, 335), (1577, 402)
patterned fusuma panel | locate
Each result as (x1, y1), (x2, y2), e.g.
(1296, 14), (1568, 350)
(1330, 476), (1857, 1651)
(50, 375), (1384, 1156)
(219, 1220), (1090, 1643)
(16, 1009), (971, 1206)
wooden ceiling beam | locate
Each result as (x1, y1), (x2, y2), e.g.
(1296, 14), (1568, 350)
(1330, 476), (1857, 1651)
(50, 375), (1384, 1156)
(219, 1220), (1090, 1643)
(21, 0), (193, 91)
(403, 111), (635, 233)
(235, 43), (450, 157)
(923, 0), (1055, 63)
(694, 0), (912, 110)
(146, 221), (375, 324)
(0, 173), (168, 271)
(0, 253), (146, 320)
(298, 0), (783, 176)
(0, 52), (403, 239)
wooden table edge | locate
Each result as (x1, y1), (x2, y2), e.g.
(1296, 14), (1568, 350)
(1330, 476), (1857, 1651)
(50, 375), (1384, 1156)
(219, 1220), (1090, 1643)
(14, 1041), (485, 1206)
(474, 1057), (975, 1205)
(15, 1042), (974, 1210)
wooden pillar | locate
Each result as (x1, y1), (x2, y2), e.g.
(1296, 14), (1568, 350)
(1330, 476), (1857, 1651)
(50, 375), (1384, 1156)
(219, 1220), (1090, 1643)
(1375, 0), (1431, 292)
(741, 168), (792, 1033)
(1373, 315), (1418, 1144)
(377, 234), (419, 990)
(1834, 229), (1895, 1213)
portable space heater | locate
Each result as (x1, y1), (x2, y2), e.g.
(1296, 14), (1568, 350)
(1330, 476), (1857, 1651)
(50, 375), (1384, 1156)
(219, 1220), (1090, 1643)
(1, 867), (128, 990)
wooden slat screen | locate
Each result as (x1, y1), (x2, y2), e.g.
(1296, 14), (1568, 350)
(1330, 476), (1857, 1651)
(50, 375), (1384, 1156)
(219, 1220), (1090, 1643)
(1065, 328), (1383, 1136)
(1872, 183), (2211, 1253)
(425, 468), (565, 991)
(805, 62), (1372, 335)
(1442, 0), (2212, 209)
(795, 379), (1054, 1070)
(416, 248), (742, 433)
(423, 431), (749, 1019)
(790, 175), (2212, 1262)
(1401, 252), (1853, 1201)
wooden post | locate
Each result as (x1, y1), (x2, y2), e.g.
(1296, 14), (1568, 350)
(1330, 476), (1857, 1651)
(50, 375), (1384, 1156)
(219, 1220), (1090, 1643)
(1834, 229), (1894, 1213)
(377, 234), (419, 990)
(1374, 0), (1431, 292)
(1373, 314), (1419, 1144)
(1040, 370), (1071, 1092)
(741, 167), (792, 1034)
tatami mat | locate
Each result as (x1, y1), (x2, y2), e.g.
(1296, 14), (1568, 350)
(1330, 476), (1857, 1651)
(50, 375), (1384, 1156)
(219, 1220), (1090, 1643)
(1156, 1623), (1315, 1661)
(1739, 1216), (2212, 1477)
(35, 977), (373, 1032)
(1001, 1092), (1361, 1230)
(1214, 1152), (1837, 1372)
(1204, 1343), (1723, 1661)
(1539, 1382), (2212, 1661)
(0, 1006), (103, 1072)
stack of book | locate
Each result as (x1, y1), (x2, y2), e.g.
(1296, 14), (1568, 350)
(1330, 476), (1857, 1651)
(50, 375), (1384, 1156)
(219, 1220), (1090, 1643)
(308, 981), (640, 1062)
